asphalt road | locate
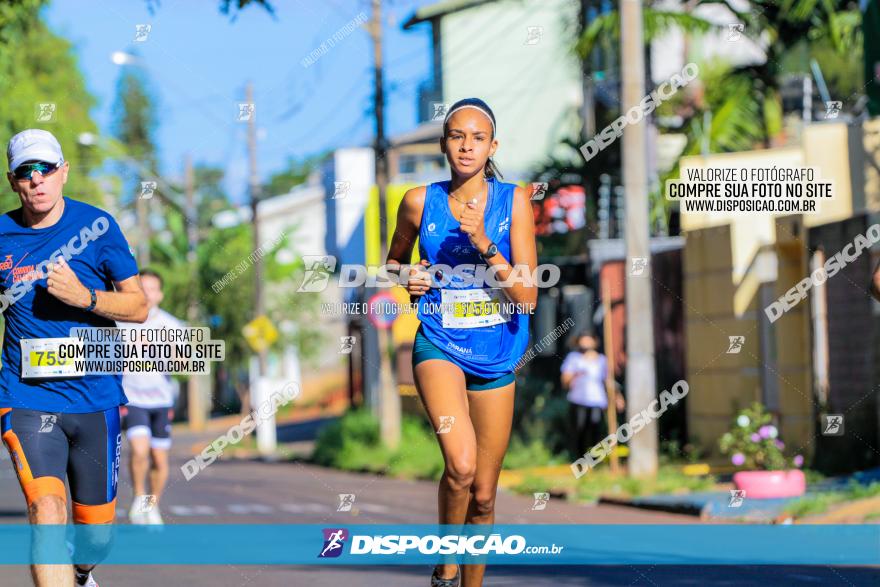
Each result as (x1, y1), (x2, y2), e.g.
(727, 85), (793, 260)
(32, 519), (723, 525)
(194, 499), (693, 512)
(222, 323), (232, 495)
(0, 418), (874, 586)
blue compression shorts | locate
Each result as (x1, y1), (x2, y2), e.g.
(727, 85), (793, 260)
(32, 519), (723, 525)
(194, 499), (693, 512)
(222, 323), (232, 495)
(411, 326), (515, 391)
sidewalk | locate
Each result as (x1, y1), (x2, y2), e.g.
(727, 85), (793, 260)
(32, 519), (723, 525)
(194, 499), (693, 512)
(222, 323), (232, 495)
(499, 462), (880, 522)
(174, 374), (349, 459)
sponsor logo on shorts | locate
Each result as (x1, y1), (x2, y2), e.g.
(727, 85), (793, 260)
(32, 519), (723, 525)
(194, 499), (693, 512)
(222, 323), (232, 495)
(38, 415), (57, 433)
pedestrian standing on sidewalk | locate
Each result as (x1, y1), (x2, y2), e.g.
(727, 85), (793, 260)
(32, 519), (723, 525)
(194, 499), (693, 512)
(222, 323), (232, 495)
(561, 332), (623, 457)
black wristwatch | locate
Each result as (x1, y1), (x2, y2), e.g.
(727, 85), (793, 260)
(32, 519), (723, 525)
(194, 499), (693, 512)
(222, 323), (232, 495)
(84, 287), (97, 312)
(480, 242), (498, 259)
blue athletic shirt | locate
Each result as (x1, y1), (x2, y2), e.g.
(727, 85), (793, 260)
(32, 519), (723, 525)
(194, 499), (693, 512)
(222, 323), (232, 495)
(416, 177), (530, 378)
(0, 197), (138, 413)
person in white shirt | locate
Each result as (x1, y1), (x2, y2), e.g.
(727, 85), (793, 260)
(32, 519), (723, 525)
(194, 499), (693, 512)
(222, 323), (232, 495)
(560, 333), (624, 458)
(118, 270), (184, 525)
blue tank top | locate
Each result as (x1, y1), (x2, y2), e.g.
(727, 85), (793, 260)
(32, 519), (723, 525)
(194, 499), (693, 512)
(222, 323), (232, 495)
(416, 177), (530, 378)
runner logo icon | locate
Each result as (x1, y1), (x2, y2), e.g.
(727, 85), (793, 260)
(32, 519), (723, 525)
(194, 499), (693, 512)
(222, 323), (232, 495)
(298, 256), (337, 292)
(39, 415), (57, 433)
(319, 528), (349, 558)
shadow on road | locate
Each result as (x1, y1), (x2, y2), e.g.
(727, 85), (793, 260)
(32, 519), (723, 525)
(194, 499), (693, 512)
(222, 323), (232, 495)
(276, 415), (338, 443)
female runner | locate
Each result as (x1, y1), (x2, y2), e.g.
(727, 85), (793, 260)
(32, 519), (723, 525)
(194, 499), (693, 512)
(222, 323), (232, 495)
(385, 98), (537, 587)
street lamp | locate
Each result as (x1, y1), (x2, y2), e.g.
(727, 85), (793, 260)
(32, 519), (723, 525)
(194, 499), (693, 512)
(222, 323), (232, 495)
(111, 51), (139, 66)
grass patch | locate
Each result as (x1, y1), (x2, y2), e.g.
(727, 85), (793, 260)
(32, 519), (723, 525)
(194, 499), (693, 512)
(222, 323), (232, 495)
(313, 411), (579, 482)
(311, 409), (444, 480)
(511, 466), (717, 503)
(784, 481), (880, 518)
(502, 437), (565, 470)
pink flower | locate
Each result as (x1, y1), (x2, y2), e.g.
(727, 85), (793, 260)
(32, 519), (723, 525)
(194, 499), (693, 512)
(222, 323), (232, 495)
(750, 433), (761, 442)
(775, 440), (784, 449)
(759, 425), (772, 439)
(732, 453), (746, 466)
(793, 455), (804, 468)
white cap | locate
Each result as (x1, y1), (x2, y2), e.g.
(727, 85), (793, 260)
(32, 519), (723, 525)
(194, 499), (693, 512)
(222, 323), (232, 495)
(7, 129), (64, 171)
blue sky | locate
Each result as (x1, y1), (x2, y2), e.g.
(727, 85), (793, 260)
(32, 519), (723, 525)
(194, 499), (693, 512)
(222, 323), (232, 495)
(44, 0), (434, 202)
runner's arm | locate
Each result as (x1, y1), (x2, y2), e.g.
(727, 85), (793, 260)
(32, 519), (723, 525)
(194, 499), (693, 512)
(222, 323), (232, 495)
(46, 258), (147, 322)
(386, 186), (426, 269)
(90, 275), (148, 323)
(483, 185), (538, 312)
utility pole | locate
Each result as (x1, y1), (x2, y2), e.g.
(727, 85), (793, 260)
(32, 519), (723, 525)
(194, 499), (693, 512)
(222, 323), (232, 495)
(370, 0), (400, 449)
(246, 81), (277, 457)
(247, 83), (264, 327)
(580, 0), (596, 142)
(620, 0), (658, 477)
(246, 81), (267, 376)
(136, 182), (151, 265)
(579, 0), (598, 240)
(184, 154), (206, 431)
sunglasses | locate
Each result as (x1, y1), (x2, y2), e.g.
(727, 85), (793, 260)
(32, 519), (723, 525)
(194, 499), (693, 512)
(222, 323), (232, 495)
(11, 161), (62, 181)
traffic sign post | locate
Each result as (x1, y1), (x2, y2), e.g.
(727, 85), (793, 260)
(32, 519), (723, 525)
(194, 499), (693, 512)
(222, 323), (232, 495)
(368, 291), (400, 448)
(243, 315), (281, 458)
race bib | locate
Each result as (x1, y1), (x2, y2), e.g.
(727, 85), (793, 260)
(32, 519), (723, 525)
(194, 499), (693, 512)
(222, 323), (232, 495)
(20, 337), (84, 379)
(441, 288), (510, 329)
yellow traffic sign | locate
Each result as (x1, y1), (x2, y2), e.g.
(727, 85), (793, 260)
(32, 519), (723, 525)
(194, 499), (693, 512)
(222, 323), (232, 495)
(242, 315), (279, 353)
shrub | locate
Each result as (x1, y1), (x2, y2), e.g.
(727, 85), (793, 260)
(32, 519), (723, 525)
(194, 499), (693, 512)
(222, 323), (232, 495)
(718, 403), (803, 471)
(312, 409), (443, 479)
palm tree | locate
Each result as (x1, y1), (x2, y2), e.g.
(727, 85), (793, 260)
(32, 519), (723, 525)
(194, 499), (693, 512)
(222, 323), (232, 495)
(571, 0), (862, 229)
(578, 0), (862, 149)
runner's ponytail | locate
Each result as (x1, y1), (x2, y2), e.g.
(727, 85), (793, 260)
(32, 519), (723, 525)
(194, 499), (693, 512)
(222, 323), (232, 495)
(484, 157), (502, 180)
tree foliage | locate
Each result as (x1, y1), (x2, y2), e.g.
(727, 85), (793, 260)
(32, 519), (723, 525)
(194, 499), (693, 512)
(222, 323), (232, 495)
(262, 156), (320, 197)
(111, 62), (159, 201)
(143, 0), (275, 19)
(0, 0), (100, 213)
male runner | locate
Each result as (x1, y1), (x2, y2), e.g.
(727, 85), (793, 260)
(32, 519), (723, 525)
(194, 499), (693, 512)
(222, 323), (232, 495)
(119, 269), (184, 525)
(0, 129), (147, 587)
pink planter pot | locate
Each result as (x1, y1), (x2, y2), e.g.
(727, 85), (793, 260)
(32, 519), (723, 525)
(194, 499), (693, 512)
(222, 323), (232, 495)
(732, 469), (806, 499)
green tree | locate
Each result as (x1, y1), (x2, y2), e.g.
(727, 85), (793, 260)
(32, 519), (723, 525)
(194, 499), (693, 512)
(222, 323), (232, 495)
(0, 0), (100, 213)
(577, 0), (863, 148)
(147, 164), (324, 413)
(144, 0), (275, 18)
(575, 0), (863, 229)
(262, 156), (320, 197)
(195, 164), (232, 227)
(111, 61), (159, 197)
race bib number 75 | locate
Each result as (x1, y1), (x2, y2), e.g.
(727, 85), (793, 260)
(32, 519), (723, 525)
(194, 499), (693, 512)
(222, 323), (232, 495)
(441, 288), (510, 329)
(20, 337), (84, 379)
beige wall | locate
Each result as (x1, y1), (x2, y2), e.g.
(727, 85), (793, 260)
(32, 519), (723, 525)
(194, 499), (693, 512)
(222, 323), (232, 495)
(677, 121), (874, 459)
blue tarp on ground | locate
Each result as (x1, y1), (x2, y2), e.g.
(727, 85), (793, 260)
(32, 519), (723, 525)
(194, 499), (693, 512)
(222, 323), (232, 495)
(604, 467), (880, 521)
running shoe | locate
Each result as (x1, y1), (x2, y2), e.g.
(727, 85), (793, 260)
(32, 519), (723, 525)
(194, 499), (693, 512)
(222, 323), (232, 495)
(431, 565), (459, 586)
(128, 499), (148, 525)
(145, 505), (164, 525)
(75, 570), (99, 586)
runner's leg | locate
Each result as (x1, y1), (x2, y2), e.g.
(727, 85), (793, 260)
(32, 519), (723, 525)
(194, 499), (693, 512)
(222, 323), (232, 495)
(66, 408), (121, 580)
(149, 447), (168, 500)
(129, 437), (150, 497)
(147, 408), (172, 502)
(413, 358), (474, 581)
(124, 406), (151, 500)
(461, 381), (516, 587)
(1, 408), (72, 587)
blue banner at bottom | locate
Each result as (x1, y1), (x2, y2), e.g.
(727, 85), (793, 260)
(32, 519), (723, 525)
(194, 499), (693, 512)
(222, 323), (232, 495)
(0, 524), (875, 565)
